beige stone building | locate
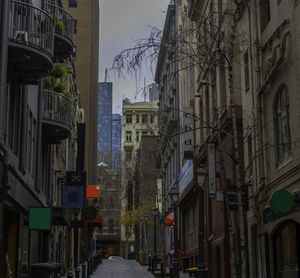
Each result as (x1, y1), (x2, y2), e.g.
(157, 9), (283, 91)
(238, 1), (300, 277)
(121, 101), (159, 258)
(62, 0), (100, 185)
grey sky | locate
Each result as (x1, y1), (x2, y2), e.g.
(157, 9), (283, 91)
(99, 0), (170, 113)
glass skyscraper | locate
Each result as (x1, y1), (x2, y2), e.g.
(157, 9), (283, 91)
(98, 82), (112, 164)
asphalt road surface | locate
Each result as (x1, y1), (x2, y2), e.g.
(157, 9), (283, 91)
(91, 259), (154, 278)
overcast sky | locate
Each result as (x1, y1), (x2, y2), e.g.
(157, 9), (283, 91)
(99, 0), (170, 113)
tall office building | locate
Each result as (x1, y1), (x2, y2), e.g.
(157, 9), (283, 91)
(149, 83), (159, 101)
(62, 0), (100, 185)
(97, 82), (113, 164)
(112, 114), (122, 169)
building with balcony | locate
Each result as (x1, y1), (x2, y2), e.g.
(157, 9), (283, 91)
(0, 0), (82, 276)
(121, 100), (159, 258)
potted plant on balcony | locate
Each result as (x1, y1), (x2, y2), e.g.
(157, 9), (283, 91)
(51, 63), (67, 79)
(55, 20), (65, 35)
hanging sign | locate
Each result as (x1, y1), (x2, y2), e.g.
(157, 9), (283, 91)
(270, 190), (294, 214)
(86, 186), (100, 198)
(62, 186), (85, 209)
(66, 171), (86, 187)
(183, 107), (194, 159)
(29, 207), (52, 230)
(207, 142), (216, 197)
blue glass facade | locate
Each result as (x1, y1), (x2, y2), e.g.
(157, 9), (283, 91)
(112, 114), (122, 168)
(98, 82), (112, 164)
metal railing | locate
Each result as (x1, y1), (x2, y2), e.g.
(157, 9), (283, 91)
(8, 1), (54, 57)
(43, 90), (73, 129)
(46, 3), (74, 43)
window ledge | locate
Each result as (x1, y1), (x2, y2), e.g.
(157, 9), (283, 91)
(276, 154), (293, 171)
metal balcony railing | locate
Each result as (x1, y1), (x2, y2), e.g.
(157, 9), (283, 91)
(43, 90), (73, 129)
(8, 1), (54, 57)
(46, 3), (74, 43)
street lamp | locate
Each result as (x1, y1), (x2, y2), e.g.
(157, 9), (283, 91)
(170, 191), (179, 278)
(144, 214), (149, 268)
(140, 216), (144, 257)
(196, 167), (208, 278)
(152, 207), (159, 272)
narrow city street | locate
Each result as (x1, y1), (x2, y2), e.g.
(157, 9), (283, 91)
(91, 260), (154, 278)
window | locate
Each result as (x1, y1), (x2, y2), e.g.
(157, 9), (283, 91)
(126, 151), (132, 161)
(260, 0), (270, 32)
(68, 0), (77, 7)
(126, 115), (132, 124)
(7, 84), (22, 156)
(136, 131), (139, 141)
(244, 50), (250, 90)
(142, 130), (147, 135)
(150, 115), (155, 124)
(275, 85), (291, 161)
(126, 131), (132, 141)
(74, 20), (77, 34)
(136, 115), (139, 123)
(108, 219), (114, 234)
(142, 114), (148, 123)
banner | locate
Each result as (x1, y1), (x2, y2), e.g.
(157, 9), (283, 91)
(62, 186), (85, 209)
(207, 142), (216, 197)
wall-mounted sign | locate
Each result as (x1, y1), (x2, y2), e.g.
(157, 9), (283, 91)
(183, 107), (194, 159)
(179, 160), (193, 197)
(270, 190), (294, 214)
(62, 186), (85, 209)
(29, 207), (52, 230)
(86, 186), (100, 198)
(207, 142), (216, 197)
(66, 171), (86, 187)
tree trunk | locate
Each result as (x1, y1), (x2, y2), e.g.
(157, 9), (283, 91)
(211, 68), (237, 278)
(227, 16), (247, 278)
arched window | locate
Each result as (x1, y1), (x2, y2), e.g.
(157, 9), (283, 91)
(273, 221), (300, 277)
(275, 85), (291, 161)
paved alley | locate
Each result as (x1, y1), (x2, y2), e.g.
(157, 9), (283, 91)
(91, 259), (155, 278)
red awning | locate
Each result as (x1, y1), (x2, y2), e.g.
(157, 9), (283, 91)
(165, 212), (175, 226)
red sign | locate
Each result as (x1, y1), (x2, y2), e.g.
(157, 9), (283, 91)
(165, 212), (175, 226)
(86, 186), (100, 198)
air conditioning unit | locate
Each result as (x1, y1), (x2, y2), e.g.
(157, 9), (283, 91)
(15, 30), (28, 43)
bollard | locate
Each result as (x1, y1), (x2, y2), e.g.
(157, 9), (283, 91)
(67, 271), (73, 278)
(82, 263), (86, 278)
(169, 265), (174, 278)
(87, 259), (91, 278)
(147, 256), (152, 271)
(75, 267), (80, 278)
(160, 262), (164, 278)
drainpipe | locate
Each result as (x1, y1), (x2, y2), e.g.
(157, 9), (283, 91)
(0, 141), (9, 272)
(0, 0), (9, 140)
(35, 80), (43, 192)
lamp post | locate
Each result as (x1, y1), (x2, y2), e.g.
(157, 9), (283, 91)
(170, 191), (179, 278)
(140, 216), (144, 262)
(196, 167), (208, 278)
(144, 214), (149, 267)
(152, 207), (159, 272)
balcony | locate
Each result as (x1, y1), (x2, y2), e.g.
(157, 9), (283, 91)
(46, 3), (74, 59)
(42, 90), (73, 143)
(8, 1), (54, 82)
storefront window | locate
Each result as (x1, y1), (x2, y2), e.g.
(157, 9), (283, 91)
(274, 221), (299, 278)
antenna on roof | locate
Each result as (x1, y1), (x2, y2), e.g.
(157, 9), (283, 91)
(105, 68), (108, 82)
(143, 77), (146, 102)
